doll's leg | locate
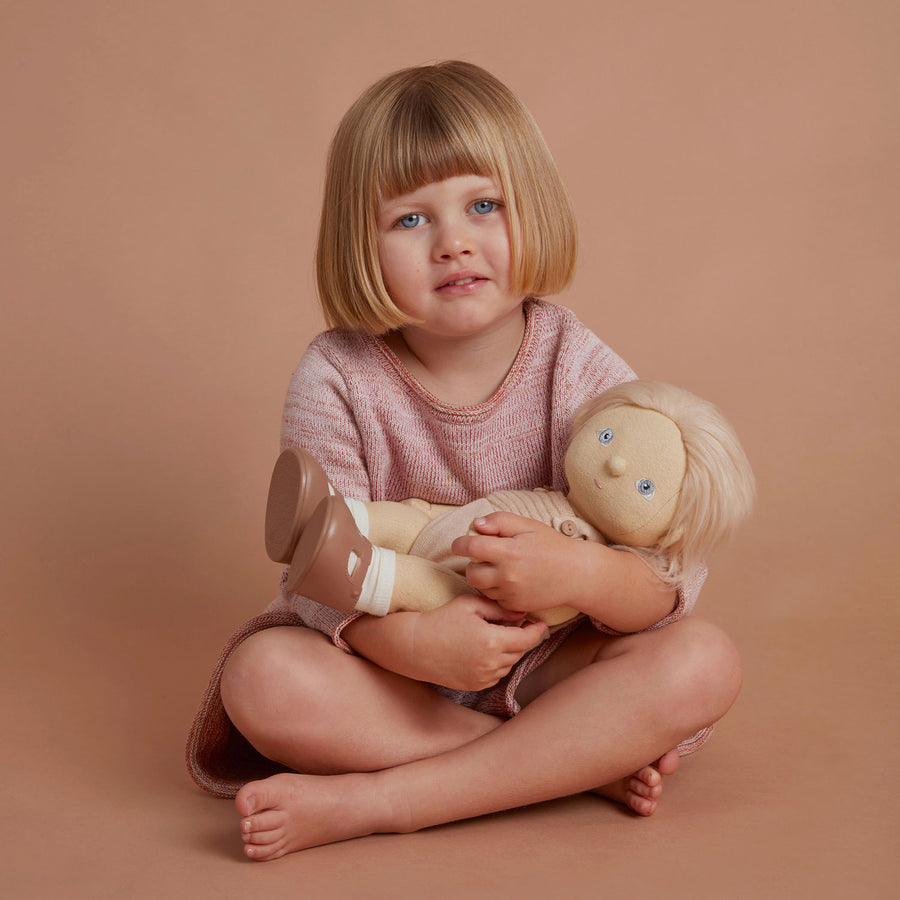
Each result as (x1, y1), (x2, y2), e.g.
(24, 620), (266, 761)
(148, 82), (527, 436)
(288, 495), (471, 615)
(265, 447), (457, 561)
(389, 554), (471, 612)
(365, 499), (458, 553)
(234, 616), (741, 859)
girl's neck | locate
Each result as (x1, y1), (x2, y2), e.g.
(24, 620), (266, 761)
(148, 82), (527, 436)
(384, 307), (528, 407)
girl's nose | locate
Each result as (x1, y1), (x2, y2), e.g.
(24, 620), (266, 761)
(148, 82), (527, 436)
(606, 456), (627, 477)
(434, 220), (472, 259)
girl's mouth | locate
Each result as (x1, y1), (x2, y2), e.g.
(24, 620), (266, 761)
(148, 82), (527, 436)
(437, 269), (485, 288)
(436, 275), (487, 294)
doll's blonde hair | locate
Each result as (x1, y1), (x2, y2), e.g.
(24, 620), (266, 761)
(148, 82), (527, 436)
(572, 380), (756, 587)
(316, 60), (577, 333)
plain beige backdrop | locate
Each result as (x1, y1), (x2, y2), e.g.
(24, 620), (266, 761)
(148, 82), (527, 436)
(1, 1), (897, 897)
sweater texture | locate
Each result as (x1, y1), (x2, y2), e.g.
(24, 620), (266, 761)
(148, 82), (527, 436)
(186, 299), (710, 798)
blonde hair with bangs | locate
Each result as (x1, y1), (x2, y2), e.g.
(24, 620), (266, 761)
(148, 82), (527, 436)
(571, 381), (756, 587)
(316, 60), (577, 333)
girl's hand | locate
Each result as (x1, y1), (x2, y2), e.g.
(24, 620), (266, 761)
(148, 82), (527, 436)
(453, 512), (679, 634)
(451, 512), (590, 613)
(410, 594), (548, 692)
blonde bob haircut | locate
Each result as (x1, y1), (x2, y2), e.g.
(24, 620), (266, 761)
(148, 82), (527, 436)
(316, 60), (578, 333)
(571, 381), (756, 587)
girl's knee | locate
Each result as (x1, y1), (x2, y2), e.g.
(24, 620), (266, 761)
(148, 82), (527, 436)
(222, 629), (282, 705)
(220, 627), (328, 748)
(655, 618), (743, 726)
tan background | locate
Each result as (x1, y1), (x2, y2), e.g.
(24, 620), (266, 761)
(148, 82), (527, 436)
(2, 1), (897, 897)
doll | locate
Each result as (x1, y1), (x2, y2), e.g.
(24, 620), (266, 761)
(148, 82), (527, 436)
(264, 381), (755, 627)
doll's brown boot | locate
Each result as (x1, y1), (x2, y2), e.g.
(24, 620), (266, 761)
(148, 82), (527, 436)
(265, 448), (339, 564)
(285, 494), (373, 613)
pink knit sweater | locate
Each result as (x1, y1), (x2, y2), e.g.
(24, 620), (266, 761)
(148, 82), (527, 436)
(267, 298), (703, 672)
(186, 299), (709, 798)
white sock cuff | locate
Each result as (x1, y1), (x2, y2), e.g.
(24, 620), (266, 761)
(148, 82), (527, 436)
(353, 547), (395, 617)
(343, 498), (369, 537)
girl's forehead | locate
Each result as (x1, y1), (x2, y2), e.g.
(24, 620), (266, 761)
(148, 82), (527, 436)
(377, 175), (503, 214)
(379, 173), (501, 204)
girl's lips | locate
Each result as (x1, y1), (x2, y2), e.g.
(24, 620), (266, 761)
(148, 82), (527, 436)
(435, 275), (488, 295)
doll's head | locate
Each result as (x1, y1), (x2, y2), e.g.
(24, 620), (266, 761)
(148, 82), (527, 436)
(564, 381), (755, 586)
(316, 60), (577, 333)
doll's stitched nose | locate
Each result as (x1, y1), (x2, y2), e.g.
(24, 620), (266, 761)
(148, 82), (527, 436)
(607, 456), (627, 477)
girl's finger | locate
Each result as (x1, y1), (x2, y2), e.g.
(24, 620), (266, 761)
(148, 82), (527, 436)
(464, 560), (496, 589)
(501, 619), (549, 652)
(455, 593), (523, 622)
(471, 512), (535, 537)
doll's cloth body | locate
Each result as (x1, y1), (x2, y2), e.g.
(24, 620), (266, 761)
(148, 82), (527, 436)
(186, 300), (710, 798)
(409, 488), (603, 572)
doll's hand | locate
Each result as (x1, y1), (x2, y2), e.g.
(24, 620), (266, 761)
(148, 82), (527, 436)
(452, 512), (590, 613)
(410, 594), (548, 692)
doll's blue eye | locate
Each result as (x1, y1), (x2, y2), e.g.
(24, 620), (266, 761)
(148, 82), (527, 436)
(398, 213), (425, 229)
(598, 428), (614, 445)
(636, 478), (656, 499)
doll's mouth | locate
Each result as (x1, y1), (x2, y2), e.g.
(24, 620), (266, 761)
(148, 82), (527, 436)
(593, 479), (603, 490)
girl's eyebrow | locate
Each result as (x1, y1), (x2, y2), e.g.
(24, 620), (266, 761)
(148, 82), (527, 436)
(376, 200), (415, 225)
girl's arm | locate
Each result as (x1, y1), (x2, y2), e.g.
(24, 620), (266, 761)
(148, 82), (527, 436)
(342, 595), (549, 692)
(453, 512), (677, 635)
(282, 349), (547, 685)
(281, 343), (373, 500)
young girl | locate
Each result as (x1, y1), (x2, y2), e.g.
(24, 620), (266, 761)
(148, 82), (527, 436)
(186, 60), (742, 861)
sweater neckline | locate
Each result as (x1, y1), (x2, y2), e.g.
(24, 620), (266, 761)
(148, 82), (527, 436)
(371, 299), (540, 418)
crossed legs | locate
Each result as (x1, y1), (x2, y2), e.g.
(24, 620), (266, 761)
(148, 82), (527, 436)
(220, 616), (741, 860)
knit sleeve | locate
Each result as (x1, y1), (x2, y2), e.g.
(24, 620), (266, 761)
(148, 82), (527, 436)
(588, 562), (707, 636)
(280, 338), (373, 501)
(274, 336), (373, 649)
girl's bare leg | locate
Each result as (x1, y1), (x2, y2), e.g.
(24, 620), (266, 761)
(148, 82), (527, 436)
(231, 617), (741, 859)
(513, 619), (683, 816)
(221, 626), (503, 776)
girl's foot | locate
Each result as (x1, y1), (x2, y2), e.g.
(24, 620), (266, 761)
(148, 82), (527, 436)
(591, 748), (680, 816)
(265, 448), (337, 564)
(235, 772), (400, 861)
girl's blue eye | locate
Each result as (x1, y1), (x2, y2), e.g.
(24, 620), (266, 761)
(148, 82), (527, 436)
(471, 199), (497, 215)
(636, 478), (656, 499)
(598, 428), (614, 445)
(398, 213), (425, 229)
